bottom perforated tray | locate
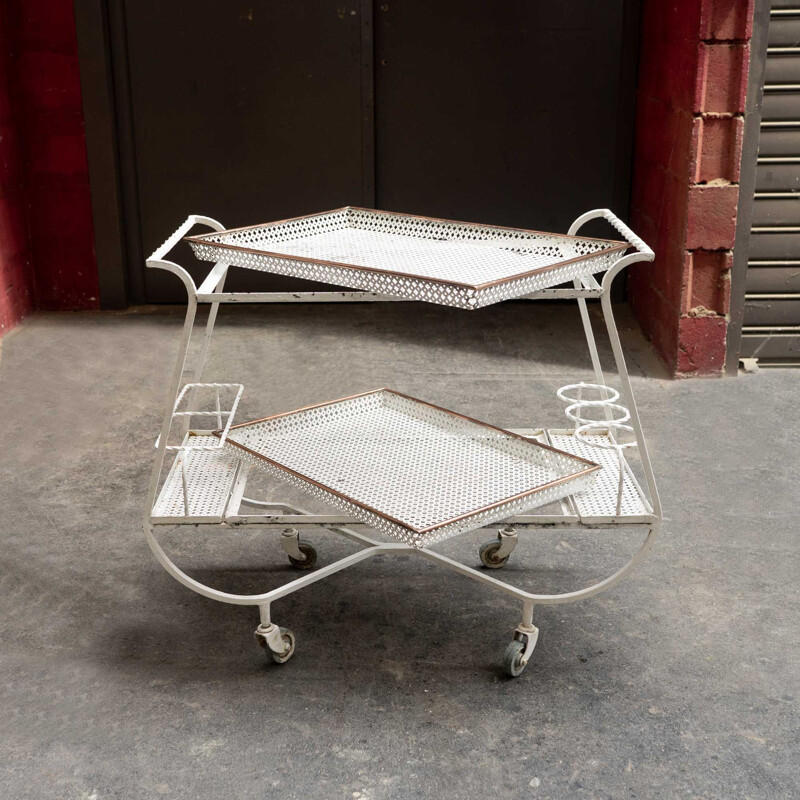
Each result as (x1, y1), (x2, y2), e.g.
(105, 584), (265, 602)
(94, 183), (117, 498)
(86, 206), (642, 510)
(216, 389), (600, 547)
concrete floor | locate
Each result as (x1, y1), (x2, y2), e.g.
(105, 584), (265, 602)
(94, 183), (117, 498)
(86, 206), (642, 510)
(0, 302), (797, 800)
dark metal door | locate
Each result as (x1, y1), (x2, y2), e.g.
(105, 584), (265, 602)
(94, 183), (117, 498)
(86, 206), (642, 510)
(373, 1), (638, 232)
(91, 1), (639, 304)
(116, 1), (367, 303)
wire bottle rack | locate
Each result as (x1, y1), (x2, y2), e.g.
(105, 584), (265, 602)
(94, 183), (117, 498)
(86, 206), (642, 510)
(142, 207), (662, 677)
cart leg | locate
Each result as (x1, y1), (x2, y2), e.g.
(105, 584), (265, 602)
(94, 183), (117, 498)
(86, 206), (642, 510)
(254, 604), (296, 664)
(573, 279), (607, 388)
(505, 598), (539, 677)
(280, 527), (318, 570)
(479, 526), (518, 569)
(180, 266), (229, 436)
(599, 291), (661, 520)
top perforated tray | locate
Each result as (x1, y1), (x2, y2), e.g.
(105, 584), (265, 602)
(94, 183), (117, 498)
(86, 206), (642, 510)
(186, 207), (627, 309)
(214, 389), (600, 547)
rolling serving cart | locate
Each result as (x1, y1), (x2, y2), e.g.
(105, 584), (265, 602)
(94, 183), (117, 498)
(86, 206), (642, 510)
(143, 207), (661, 677)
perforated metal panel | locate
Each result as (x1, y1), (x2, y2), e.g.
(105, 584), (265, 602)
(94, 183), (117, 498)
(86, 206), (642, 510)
(218, 389), (600, 547)
(547, 430), (652, 522)
(187, 207), (626, 310)
(152, 434), (240, 522)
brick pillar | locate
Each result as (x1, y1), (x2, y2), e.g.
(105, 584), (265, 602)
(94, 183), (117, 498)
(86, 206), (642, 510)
(628, 0), (754, 376)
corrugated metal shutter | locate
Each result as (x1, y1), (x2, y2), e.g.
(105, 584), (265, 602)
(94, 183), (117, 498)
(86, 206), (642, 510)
(742, 2), (800, 364)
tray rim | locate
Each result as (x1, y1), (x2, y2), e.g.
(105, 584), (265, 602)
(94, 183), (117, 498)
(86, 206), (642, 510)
(185, 206), (629, 293)
(213, 387), (601, 535)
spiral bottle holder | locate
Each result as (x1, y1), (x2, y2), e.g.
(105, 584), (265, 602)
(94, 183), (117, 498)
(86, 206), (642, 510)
(556, 382), (636, 516)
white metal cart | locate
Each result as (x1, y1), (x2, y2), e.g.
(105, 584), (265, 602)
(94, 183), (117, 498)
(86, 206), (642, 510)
(143, 207), (661, 677)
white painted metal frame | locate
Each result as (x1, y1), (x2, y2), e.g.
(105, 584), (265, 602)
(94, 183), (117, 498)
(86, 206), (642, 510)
(142, 208), (661, 674)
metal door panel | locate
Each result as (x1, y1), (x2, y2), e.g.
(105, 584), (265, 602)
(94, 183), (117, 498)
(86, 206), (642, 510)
(740, 332), (800, 360)
(762, 90), (800, 120)
(765, 53), (800, 83)
(372, 0), (637, 234)
(122, 1), (365, 302)
(745, 264), (800, 292)
(749, 230), (800, 258)
(744, 297), (800, 325)
(741, 7), (800, 364)
(767, 15), (800, 46)
(757, 126), (800, 156)
(756, 161), (800, 190)
(752, 195), (800, 224)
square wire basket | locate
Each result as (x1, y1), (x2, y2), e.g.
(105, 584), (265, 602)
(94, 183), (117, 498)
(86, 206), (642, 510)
(215, 389), (600, 548)
(186, 207), (628, 309)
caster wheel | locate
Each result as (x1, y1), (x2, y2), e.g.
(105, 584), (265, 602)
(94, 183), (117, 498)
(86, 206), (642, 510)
(504, 639), (527, 677)
(257, 627), (296, 664)
(270, 627), (296, 664)
(288, 541), (317, 570)
(479, 540), (509, 569)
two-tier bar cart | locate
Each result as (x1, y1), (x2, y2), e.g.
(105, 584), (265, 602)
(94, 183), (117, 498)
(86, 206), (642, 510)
(143, 207), (661, 677)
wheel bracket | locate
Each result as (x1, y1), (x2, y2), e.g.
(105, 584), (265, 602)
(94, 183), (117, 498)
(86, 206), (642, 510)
(255, 622), (290, 655)
(514, 622), (539, 665)
(494, 526), (518, 560)
(280, 527), (306, 562)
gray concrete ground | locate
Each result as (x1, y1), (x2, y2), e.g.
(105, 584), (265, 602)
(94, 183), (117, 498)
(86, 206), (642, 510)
(0, 302), (797, 800)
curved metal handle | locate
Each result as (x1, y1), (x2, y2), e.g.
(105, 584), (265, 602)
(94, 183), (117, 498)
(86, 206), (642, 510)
(146, 214), (225, 264)
(145, 215), (226, 297)
(568, 208), (654, 260)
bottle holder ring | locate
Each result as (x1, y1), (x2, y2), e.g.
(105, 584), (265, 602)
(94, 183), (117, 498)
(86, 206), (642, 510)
(556, 382), (634, 446)
(574, 421), (636, 450)
(556, 382), (620, 406)
(557, 382), (636, 516)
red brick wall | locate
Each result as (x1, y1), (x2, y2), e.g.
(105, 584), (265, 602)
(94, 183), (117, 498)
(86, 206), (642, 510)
(628, 0), (754, 376)
(0, 0), (97, 335)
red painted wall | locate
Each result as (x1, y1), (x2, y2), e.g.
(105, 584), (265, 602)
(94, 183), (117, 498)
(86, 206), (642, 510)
(0, 1), (34, 334)
(627, 0), (754, 375)
(0, 0), (97, 336)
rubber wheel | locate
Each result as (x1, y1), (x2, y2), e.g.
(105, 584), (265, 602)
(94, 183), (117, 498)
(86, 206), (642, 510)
(288, 541), (317, 570)
(479, 540), (509, 569)
(270, 627), (296, 664)
(504, 639), (527, 677)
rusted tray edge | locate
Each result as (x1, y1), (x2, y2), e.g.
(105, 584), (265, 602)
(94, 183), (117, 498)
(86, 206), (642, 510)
(213, 388), (601, 536)
(185, 207), (628, 293)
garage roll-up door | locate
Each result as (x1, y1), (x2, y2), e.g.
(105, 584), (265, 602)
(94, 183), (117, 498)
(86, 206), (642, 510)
(742, 3), (800, 364)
